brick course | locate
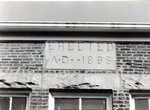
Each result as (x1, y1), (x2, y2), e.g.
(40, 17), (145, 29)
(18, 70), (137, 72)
(116, 42), (150, 74)
(113, 90), (130, 110)
(30, 89), (49, 110)
(0, 42), (45, 73)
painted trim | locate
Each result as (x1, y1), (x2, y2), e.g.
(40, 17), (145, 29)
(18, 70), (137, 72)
(2, 36), (150, 42)
(0, 95), (29, 110)
(129, 94), (135, 110)
(50, 92), (112, 110)
(49, 88), (112, 93)
(0, 22), (150, 32)
(0, 88), (31, 110)
(49, 93), (55, 110)
(1, 22), (150, 41)
(130, 90), (150, 110)
(9, 97), (12, 110)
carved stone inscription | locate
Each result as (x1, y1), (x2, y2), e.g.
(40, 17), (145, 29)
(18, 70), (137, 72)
(45, 42), (116, 70)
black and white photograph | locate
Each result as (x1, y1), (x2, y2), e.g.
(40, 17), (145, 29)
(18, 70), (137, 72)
(0, 0), (150, 110)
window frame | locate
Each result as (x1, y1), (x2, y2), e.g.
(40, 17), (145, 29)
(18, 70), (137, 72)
(130, 90), (150, 110)
(0, 88), (31, 110)
(49, 89), (112, 110)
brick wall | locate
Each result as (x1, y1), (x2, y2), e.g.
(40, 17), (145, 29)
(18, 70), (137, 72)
(1, 41), (150, 110)
(0, 41), (117, 74)
(116, 42), (150, 74)
(113, 90), (130, 110)
(30, 89), (49, 110)
(115, 42), (150, 110)
(1, 42), (149, 74)
(0, 42), (45, 73)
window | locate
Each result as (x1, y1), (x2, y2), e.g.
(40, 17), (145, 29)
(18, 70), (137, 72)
(49, 89), (112, 110)
(130, 90), (150, 110)
(0, 97), (27, 110)
(55, 98), (106, 110)
(0, 88), (31, 110)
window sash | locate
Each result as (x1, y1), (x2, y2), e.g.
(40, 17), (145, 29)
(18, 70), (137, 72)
(50, 92), (112, 110)
(53, 96), (110, 110)
(82, 98), (106, 110)
(0, 96), (28, 110)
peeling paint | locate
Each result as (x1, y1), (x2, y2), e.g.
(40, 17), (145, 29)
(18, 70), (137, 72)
(0, 73), (41, 88)
(121, 74), (150, 89)
(63, 83), (100, 89)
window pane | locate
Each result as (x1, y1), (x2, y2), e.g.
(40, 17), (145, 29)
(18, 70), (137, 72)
(55, 98), (79, 110)
(82, 98), (106, 110)
(0, 97), (9, 110)
(12, 97), (26, 110)
(135, 99), (149, 110)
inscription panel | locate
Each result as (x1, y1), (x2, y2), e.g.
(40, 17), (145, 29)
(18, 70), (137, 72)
(45, 42), (116, 70)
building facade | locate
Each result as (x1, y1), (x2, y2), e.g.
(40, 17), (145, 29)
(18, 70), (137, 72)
(0, 22), (150, 110)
